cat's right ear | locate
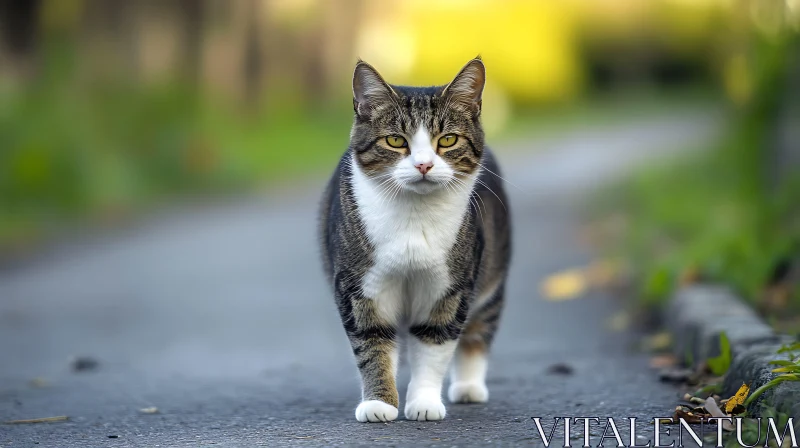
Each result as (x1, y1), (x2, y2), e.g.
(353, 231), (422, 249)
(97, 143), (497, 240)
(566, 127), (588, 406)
(353, 61), (396, 119)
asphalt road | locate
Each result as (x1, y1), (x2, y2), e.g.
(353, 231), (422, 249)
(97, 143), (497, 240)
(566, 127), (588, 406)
(1, 112), (721, 447)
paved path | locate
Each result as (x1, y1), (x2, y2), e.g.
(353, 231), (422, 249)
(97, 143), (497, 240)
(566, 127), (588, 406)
(0, 111), (721, 447)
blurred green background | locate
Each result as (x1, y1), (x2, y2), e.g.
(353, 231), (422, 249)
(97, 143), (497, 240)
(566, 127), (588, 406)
(0, 0), (797, 315)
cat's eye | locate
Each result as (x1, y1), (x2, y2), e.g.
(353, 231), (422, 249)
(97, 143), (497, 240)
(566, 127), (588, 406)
(386, 136), (407, 148)
(438, 134), (458, 148)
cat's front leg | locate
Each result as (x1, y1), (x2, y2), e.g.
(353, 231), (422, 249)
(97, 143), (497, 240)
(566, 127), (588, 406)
(405, 290), (468, 421)
(351, 330), (399, 423)
(335, 274), (400, 422)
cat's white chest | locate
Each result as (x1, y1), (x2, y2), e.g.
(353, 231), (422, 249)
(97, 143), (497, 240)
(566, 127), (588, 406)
(350, 161), (471, 318)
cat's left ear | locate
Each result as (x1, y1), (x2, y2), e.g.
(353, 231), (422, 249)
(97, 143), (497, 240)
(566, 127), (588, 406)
(353, 60), (397, 119)
(443, 57), (485, 114)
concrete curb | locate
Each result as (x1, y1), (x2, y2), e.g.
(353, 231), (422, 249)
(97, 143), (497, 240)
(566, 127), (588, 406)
(666, 284), (800, 418)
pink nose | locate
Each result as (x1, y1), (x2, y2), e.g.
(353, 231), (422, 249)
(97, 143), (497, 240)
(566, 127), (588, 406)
(415, 161), (433, 175)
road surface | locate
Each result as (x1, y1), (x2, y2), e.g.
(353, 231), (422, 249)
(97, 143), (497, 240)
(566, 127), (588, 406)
(1, 111), (721, 447)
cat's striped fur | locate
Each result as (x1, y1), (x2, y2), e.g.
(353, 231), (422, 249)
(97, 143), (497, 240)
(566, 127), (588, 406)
(319, 58), (511, 422)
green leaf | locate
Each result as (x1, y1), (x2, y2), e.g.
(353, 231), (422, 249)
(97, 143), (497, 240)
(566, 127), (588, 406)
(776, 342), (800, 354)
(768, 360), (796, 366)
(707, 332), (732, 376)
(771, 366), (800, 373)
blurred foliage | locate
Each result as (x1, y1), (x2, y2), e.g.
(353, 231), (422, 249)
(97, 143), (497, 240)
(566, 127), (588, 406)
(0, 0), (793, 254)
(599, 4), (800, 316)
(615, 149), (798, 307)
(0, 77), (350, 248)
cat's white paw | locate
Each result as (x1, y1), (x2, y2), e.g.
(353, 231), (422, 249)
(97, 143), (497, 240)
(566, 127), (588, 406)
(404, 395), (447, 421)
(448, 381), (489, 403)
(355, 400), (398, 423)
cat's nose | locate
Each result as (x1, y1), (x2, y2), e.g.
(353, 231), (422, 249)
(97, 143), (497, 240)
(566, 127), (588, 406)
(415, 161), (433, 175)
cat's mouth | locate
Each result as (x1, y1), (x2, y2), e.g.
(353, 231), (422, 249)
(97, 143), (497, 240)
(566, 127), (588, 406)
(404, 176), (441, 194)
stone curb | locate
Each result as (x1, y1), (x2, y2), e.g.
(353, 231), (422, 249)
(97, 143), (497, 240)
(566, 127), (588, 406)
(665, 284), (800, 419)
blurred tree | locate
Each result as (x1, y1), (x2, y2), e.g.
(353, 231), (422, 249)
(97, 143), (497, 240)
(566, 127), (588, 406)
(243, 0), (264, 110)
(0, 0), (42, 76)
(178, 0), (206, 89)
(82, 0), (139, 81)
(0, 0), (40, 56)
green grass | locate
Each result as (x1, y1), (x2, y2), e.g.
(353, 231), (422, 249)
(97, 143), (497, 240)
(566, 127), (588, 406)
(595, 136), (800, 313)
(0, 80), (352, 252)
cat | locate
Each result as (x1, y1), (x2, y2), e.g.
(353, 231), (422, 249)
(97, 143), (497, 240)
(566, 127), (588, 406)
(319, 57), (511, 422)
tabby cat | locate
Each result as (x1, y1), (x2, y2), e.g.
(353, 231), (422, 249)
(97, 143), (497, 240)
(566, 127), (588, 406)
(319, 57), (511, 422)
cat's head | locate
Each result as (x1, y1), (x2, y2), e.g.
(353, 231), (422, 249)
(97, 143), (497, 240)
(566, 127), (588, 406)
(349, 58), (485, 195)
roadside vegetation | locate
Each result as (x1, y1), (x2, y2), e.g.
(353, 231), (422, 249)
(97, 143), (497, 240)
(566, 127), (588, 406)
(591, 27), (800, 329)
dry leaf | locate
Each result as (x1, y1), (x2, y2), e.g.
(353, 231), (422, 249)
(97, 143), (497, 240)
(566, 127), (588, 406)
(28, 377), (49, 388)
(704, 398), (734, 431)
(675, 406), (705, 424)
(643, 332), (672, 352)
(689, 397), (707, 405)
(607, 311), (630, 332)
(540, 269), (587, 301)
(650, 354), (678, 369)
(585, 260), (619, 287)
(724, 383), (750, 414)
(5, 416), (68, 424)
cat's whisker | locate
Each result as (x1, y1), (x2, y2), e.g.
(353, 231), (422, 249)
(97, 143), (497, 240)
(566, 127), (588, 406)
(476, 162), (522, 193)
(384, 183), (403, 208)
(449, 178), (486, 227)
(473, 178), (507, 211)
(468, 187), (489, 221)
(373, 175), (397, 192)
(389, 181), (404, 203)
(445, 177), (475, 215)
(375, 180), (400, 209)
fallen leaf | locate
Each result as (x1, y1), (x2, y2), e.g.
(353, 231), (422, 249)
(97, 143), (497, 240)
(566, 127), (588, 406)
(643, 332), (672, 352)
(688, 397), (707, 406)
(607, 311), (630, 332)
(704, 397), (734, 431)
(28, 377), (49, 388)
(650, 354), (678, 369)
(729, 404), (746, 415)
(540, 269), (587, 301)
(585, 260), (619, 287)
(724, 383), (750, 414)
(675, 406), (705, 424)
(4, 416), (69, 424)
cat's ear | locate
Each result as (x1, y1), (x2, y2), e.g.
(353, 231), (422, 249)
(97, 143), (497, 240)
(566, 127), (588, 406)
(352, 61), (396, 119)
(443, 57), (485, 113)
